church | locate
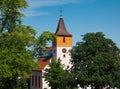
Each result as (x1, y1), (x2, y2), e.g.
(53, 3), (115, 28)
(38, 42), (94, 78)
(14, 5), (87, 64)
(30, 14), (72, 89)
(29, 11), (119, 89)
(29, 13), (109, 89)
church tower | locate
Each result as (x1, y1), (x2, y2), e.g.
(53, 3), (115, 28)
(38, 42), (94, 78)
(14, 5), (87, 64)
(52, 14), (72, 68)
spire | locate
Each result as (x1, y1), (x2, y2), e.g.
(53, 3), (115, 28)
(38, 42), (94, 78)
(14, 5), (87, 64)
(55, 18), (72, 36)
(55, 14), (72, 36)
(60, 9), (62, 18)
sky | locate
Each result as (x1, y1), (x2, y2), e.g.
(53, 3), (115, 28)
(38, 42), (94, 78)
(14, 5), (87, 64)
(23, 0), (120, 47)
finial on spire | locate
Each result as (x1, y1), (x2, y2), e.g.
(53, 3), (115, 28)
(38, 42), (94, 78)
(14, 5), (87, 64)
(60, 8), (62, 18)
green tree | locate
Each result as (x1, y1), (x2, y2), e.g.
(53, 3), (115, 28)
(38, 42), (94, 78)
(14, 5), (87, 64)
(33, 31), (55, 58)
(44, 59), (69, 89)
(0, 0), (28, 33)
(0, 25), (37, 89)
(71, 32), (120, 89)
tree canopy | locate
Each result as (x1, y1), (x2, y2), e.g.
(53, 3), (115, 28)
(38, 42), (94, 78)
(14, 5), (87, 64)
(71, 32), (120, 89)
(0, 25), (37, 89)
(0, 0), (28, 33)
(44, 59), (70, 89)
(33, 31), (55, 58)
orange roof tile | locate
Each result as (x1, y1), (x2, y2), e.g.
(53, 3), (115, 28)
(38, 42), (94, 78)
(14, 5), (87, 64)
(37, 57), (52, 70)
(33, 47), (53, 71)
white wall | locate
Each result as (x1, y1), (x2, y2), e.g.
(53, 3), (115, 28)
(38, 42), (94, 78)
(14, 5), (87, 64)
(42, 64), (51, 89)
(53, 46), (72, 69)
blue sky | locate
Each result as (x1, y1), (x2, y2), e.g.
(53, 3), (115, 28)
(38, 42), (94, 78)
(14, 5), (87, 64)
(23, 0), (120, 47)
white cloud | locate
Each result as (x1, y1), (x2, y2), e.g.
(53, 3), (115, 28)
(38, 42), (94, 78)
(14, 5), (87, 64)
(24, 0), (80, 17)
(79, 0), (97, 4)
(24, 0), (96, 17)
(24, 10), (51, 17)
(27, 0), (80, 8)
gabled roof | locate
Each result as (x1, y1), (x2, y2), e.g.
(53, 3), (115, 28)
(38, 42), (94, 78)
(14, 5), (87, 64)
(33, 47), (52, 71)
(55, 17), (72, 36)
(36, 57), (52, 70)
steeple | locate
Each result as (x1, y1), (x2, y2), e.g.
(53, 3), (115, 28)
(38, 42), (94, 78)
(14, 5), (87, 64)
(55, 14), (72, 36)
(53, 12), (72, 69)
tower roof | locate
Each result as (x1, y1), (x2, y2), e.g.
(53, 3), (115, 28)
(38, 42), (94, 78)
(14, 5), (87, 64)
(55, 17), (72, 36)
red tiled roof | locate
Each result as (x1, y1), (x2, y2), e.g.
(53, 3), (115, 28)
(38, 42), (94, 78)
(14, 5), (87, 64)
(33, 47), (52, 70)
(55, 17), (72, 36)
(36, 57), (52, 70)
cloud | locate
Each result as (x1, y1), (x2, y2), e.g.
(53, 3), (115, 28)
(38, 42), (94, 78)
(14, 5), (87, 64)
(27, 0), (80, 8)
(24, 0), (80, 17)
(24, 0), (97, 17)
(24, 10), (51, 17)
(79, 0), (97, 4)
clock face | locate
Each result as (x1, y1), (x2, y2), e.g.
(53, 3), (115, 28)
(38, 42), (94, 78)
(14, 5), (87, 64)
(62, 48), (67, 53)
